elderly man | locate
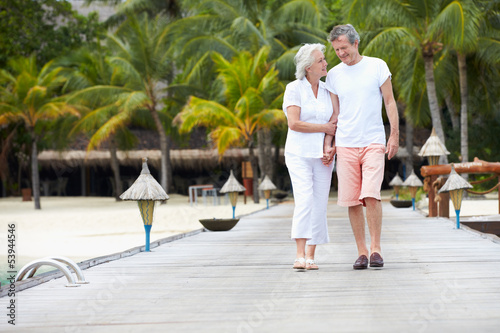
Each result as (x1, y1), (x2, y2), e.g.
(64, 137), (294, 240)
(324, 24), (399, 269)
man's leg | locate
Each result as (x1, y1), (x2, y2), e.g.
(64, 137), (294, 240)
(365, 197), (382, 254)
(348, 204), (368, 257)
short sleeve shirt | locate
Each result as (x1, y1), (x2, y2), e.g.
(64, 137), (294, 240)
(282, 77), (333, 158)
(325, 56), (391, 147)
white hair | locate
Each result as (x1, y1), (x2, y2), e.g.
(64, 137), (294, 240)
(294, 43), (326, 80)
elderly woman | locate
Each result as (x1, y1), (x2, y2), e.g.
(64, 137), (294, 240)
(283, 43), (338, 270)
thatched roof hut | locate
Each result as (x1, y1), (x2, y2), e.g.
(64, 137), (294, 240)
(37, 148), (283, 172)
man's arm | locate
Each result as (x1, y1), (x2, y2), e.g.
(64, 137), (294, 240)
(322, 92), (339, 165)
(380, 77), (399, 160)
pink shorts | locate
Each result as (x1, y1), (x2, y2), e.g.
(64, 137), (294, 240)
(336, 144), (386, 207)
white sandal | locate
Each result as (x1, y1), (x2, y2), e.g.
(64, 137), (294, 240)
(306, 259), (318, 270)
(293, 257), (306, 269)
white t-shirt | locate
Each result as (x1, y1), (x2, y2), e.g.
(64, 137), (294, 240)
(325, 56), (391, 147)
(282, 77), (334, 158)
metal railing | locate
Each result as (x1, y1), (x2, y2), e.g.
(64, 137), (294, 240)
(16, 256), (89, 287)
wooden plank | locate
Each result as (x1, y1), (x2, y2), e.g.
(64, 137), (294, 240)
(1, 202), (499, 332)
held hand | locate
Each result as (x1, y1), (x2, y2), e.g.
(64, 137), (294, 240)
(386, 134), (399, 160)
(324, 122), (337, 136)
(322, 146), (336, 166)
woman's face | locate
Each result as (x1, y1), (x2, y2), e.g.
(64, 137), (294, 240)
(306, 50), (328, 78)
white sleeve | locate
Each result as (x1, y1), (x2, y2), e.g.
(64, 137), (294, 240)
(378, 59), (392, 87)
(282, 82), (301, 116)
(325, 70), (337, 95)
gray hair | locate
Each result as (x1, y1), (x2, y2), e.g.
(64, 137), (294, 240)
(294, 43), (326, 80)
(328, 24), (360, 44)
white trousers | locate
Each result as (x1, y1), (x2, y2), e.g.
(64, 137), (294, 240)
(285, 153), (334, 245)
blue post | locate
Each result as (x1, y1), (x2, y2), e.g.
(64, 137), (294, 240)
(266, 199), (269, 209)
(144, 224), (152, 252)
(232, 206), (236, 219)
(455, 209), (461, 229)
(412, 198), (415, 211)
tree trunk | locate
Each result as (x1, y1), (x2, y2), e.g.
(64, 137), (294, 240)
(248, 144), (259, 203)
(0, 128), (16, 196)
(423, 54), (448, 164)
(257, 129), (273, 181)
(444, 94), (459, 132)
(405, 119), (414, 180)
(150, 108), (170, 192)
(458, 53), (468, 164)
(109, 140), (122, 201)
(273, 142), (281, 186)
(166, 134), (172, 191)
(30, 133), (41, 210)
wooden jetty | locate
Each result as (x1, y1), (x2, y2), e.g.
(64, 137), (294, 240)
(1, 201), (500, 332)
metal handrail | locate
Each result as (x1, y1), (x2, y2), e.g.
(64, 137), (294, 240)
(16, 256), (89, 287)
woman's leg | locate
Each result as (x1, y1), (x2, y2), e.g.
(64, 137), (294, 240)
(285, 153), (314, 241)
(307, 158), (334, 246)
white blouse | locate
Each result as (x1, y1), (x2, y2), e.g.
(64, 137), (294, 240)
(282, 77), (333, 158)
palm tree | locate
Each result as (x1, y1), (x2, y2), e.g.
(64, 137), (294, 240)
(83, 0), (182, 26)
(433, 0), (482, 165)
(0, 55), (79, 209)
(175, 47), (286, 203)
(68, 14), (175, 191)
(170, 0), (330, 61)
(61, 44), (139, 200)
(169, 0), (330, 182)
(344, 0), (482, 163)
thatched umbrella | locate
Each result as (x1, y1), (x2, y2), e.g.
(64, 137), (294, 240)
(258, 175), (277, 209)
(219, 170), (246, 218)
(418, 128), (450, 165)
(388, 174), (404, 200)
(402, 169), (424, 210)
(438, 164), (473, 229)
(120, 157), (169, 252)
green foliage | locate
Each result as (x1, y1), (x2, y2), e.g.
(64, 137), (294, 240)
(177, 47), (286, 156)
(0, 0), (104, 68)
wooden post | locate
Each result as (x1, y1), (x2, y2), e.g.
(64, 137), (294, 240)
(242, 161), (253, 205)
(428, 175), (438, 217)
(438, 192), (449, 218)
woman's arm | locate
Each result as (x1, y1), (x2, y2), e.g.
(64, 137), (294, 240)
(287, 105), (336, 135)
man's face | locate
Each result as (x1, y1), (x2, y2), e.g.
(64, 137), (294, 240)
(331, 35), (359, 66)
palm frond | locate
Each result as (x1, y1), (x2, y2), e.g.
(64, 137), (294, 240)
(177, 97), (238, 133)
(87, 111), (131, 151)
(71, 104), (118, 135)
(476, 37), (500, 65)
(37, 102), (80, 120)
(430, 0), (481, 53)
(250, 109), (286, 133)
(182, 35), (238, 61)
(66, 85), (131, 106)
(210, 126), (244, 157)
(23, 86), (47, 113)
